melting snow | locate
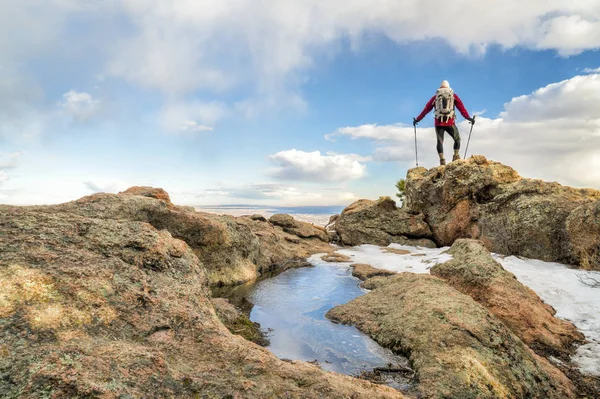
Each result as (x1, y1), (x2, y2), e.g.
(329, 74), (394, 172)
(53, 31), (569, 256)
(320, 244), (600, 376)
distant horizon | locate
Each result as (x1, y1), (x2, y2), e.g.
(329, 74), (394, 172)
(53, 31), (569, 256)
(1, 2), (599, 206)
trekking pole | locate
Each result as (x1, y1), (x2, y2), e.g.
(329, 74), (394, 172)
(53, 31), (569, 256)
(413, 124), (419, 167)
(463, 115), (476, 159)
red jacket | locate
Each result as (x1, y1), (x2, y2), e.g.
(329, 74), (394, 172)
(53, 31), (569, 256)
(415, 93), (471, 126)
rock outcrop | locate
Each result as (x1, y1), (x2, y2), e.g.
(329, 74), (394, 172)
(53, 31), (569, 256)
(120, 185), (174, 207)
(38, 191), (331, 286)
(0, 201), (404, 398)
(405, 155), (600, 269)
(269, 213), (329, 241)
(331, 197), (435, 248)
(430, 239), (585, 360)
(326, 273), (575, 399)
(350, 264), (396, 281)
(566, 200), (600, 269)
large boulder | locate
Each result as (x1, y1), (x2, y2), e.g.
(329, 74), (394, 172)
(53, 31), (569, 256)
(0, 205), (404, 399)
(269, 213), (329, 241)
(332, 196), (435, 247)
(430, 239), (585, 360)
(119, 185), (174, 207)
(404, 155), (600, 268)
(566, 200), (600, 270)
(326, 273), (574, 399)
(235, 214), (332, 273)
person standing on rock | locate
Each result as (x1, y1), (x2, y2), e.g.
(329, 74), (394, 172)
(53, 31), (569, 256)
(413, 80), (475, 166)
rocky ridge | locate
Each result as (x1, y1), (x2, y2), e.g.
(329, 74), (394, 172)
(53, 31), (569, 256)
(0, 191), (403, 398)
(330, 155), (600, 270)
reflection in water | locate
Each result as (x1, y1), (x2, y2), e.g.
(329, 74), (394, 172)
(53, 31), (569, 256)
(245, 263), (407, 376)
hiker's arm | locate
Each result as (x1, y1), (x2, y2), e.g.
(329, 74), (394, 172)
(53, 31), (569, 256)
(454, 94), (471, 119)
(415, 96), (435, 122)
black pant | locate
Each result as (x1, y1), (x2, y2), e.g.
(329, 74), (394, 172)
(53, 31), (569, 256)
(435, 125), (460, 154)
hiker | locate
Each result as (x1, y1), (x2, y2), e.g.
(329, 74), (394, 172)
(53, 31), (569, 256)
(413, 80), (475, 165)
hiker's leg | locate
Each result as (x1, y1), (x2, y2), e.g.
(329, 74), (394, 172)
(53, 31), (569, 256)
(450, 124), (461, 160)
(435, 127), (445, 164)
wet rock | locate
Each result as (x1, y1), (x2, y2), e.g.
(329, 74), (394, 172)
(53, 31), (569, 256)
(404, 155), (600, 268)
(211, 298), (269, 346)
(350, 264), (396, 281)
(321, 253), (352, 263)
(333, 197), (434, 247)
(235, 215), (332, 275)
(430, 239), (585, 360)
(326, 273), (575, 399)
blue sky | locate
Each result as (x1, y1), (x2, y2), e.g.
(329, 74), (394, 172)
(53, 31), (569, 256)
(1, 1), (600, 206)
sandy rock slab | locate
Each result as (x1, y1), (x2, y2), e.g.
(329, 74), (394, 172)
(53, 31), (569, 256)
(431, 239), (585, 360)
(326, 272), (575, 399)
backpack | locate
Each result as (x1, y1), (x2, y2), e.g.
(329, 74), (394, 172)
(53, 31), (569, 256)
(434, 88), (455, 123)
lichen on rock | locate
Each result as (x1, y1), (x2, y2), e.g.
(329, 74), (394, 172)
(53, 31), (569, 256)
(0, 199), (405, 399)
(404, 155), (600, 269)
(326, 272), (575, 399)
(331, 196), (435, 247)
(431, 239), (585, 360)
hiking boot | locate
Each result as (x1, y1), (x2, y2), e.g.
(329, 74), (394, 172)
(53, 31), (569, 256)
(452, 154), (460, 162)
(439, 158), (446, 166)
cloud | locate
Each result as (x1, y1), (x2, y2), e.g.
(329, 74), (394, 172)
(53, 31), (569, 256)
(0, 66), (48, 141)
(535, 15), (600, 56)
(583, 67), (600, 74)
(328, 123), (413, 142)
(0, 151), (26, 170)
(335, 72), (600, 188)
(83, 179), (130, 194)
(192, 182), (358, 206)
(100, 1), (600, 98)
(60, 90), (99, 120)
(5, 2), (599, 100)
(269, 149), (370, 182)
(0, 170), (8, 184)
(179, 121), (213, 132)
(160, 101), (228, 132)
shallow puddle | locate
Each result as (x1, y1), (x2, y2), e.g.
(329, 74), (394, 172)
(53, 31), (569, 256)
(214, 260), (410, 386)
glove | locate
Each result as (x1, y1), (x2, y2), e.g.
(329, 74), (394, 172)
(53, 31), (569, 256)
(467, 116), (476, 125)
(413, 118), (418, 127)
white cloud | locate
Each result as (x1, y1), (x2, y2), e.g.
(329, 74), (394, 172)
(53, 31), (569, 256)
(268, 149), (370, 182)
(179, 121), (213, 132)
(83, 179), (130, 194)
(5, 2), (600, 97)
(190, 183), (358, 206)
(535, 15), (600, 56)
(100, 1), (600, 98)
(0, 170), (8, 184)
(328, 123), (414, 142)
(336, 72), (600, 188)
(60, 90), (99, 120)
(160, 101), (228, 132)
(0, 65), (48, 141)
(583, 67), (600, 74)
(0, 151), (26, 170)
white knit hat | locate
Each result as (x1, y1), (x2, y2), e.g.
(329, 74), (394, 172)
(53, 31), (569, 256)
(441, 80), (450, 88)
